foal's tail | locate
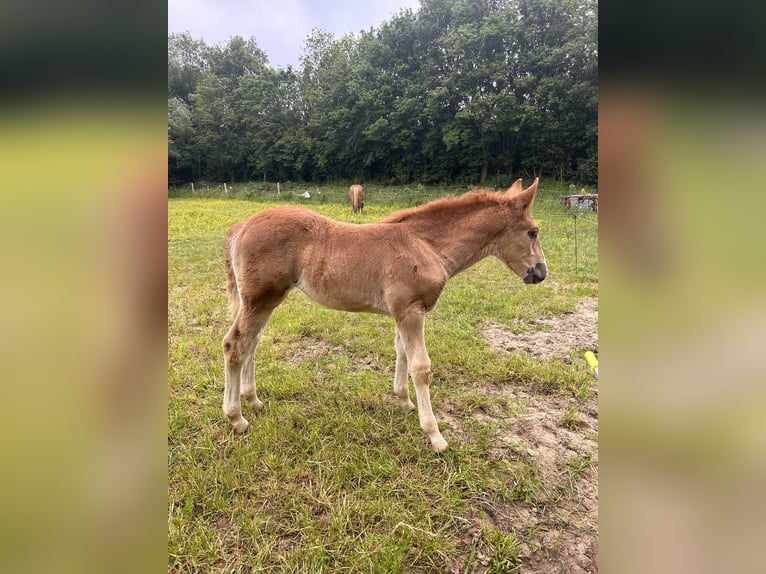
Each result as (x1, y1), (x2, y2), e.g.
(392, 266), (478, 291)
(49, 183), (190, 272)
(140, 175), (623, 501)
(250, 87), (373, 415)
(224, 222), (245, 317)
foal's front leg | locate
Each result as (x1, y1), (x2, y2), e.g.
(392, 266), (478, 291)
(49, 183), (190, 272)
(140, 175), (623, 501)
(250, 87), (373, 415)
(397, 311), (448, 452)
(394, 328), (415, 411)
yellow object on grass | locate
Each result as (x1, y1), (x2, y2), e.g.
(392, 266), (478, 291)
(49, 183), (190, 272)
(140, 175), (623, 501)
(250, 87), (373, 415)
(583, 351), (599, 379)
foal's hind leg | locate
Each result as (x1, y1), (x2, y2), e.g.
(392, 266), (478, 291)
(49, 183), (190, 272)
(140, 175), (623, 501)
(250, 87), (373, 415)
(396, 310), (448, 452)
(222, 308), (273, 433)
(394, 328), (415, 411)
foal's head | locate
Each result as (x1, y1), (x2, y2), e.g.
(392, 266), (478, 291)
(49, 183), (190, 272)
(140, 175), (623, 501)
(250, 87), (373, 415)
(496, 178), (547, 284)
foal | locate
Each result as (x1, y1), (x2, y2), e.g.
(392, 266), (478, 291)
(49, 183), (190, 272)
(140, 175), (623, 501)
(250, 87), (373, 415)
(222, 178), (546, 451)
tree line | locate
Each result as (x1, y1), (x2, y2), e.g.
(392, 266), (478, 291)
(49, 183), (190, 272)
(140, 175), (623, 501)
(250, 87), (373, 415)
(168, 0), (597, 187)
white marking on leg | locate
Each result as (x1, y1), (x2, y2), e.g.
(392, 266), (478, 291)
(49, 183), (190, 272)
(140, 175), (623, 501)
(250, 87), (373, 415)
(223, 360), (249, 433)
(398, 313), (448, 452)
(239, 330), (264, 412)
(410, 356), (447, 452)
(394, 329), (414, 411)
(223, 320), (250, 433)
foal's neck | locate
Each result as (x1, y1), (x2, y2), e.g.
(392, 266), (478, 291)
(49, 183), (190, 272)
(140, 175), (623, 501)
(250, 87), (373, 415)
(404, 202), (507, 277)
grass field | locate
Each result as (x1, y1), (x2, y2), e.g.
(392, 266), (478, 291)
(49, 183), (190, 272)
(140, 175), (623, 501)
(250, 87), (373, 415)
(168, 189), (598, 573)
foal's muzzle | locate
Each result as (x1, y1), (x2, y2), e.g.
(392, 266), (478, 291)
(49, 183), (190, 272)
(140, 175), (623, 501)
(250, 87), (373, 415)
(524, 262), (548, 284)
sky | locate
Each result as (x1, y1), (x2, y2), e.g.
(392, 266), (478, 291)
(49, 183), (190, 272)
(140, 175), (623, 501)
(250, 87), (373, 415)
(168, 0), (422, 69)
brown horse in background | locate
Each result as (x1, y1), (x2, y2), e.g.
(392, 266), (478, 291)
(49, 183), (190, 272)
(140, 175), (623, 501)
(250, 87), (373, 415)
(349, 184), (364, 214)
(222, 178), (546, 451)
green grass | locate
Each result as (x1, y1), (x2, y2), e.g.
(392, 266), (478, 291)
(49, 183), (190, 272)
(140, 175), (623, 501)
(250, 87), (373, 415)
(168, 193), (597, 572)
(558, 404), (583, 431)
(483, 527), (523, 574)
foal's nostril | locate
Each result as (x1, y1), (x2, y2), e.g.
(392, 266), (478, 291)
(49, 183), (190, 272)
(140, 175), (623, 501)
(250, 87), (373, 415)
(524, 262), (547, 284)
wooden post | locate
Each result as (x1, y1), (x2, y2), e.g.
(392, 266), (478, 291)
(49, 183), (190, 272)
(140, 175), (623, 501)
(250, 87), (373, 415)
(191, 182), (194, 193)
(277, 182), (281, 195)
(574, 213), (578, 274)
(224, 182), (228, 193)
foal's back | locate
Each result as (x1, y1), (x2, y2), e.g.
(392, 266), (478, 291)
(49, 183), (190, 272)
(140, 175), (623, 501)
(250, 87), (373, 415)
(229, 206), (445, 316)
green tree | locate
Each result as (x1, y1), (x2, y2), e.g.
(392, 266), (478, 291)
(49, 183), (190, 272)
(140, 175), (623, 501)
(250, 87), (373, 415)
(168, 32), (208, 102)
(167, 0), (598, 186)
(515, 0), (598, 182)
(168, 96), (194, 181)
(300, 29), (362, 180)
(191, 36), (270, 182)
(355, 9), (426, 183)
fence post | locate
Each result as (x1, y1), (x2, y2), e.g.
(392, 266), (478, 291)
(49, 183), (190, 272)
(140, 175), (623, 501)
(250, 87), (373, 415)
(574, 213), (579, 274)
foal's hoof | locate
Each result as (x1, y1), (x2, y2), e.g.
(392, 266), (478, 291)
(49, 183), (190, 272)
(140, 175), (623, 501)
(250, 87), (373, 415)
(430, 435), (449, 453)
(249, 398), (264, 412)
(398, 398), (416, 412)
(230, 417), (250, 434)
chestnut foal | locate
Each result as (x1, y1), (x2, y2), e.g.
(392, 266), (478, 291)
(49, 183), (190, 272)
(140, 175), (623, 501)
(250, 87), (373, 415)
(222, 179), (546, 451)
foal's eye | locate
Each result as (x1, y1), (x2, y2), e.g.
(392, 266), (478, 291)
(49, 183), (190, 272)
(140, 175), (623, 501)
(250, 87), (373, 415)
(527, 229), (539, 240)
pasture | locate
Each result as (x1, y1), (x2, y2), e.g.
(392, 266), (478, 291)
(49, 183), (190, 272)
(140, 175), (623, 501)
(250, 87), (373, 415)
(168, 187), (598, 573)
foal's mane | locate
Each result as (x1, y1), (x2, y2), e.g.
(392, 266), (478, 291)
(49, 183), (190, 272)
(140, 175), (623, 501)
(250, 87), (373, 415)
(381, 190), (508, 224)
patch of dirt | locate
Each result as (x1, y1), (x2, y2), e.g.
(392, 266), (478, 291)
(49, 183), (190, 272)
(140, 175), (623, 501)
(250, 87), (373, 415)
(504, 389), (597, 574)
(442, 298), (599, 573)
(441, 387), (598, 573)
(482, 298), (598, 361)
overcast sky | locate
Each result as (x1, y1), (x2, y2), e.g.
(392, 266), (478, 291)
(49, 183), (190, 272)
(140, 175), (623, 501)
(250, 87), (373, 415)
(168, 0), (421, 69)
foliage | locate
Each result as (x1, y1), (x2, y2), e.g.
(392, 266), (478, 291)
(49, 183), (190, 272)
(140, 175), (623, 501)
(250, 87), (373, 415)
(168, 0), (597, 186)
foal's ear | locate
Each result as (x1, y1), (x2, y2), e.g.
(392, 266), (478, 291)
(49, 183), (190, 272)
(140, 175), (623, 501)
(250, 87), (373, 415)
(517, 178), (539, 209)
(506, 178), (523, 195)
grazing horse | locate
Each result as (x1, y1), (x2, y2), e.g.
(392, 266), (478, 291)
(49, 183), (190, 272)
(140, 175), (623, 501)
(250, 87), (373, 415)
(222, 178), (546, 451)
(349, 184), (364, 214)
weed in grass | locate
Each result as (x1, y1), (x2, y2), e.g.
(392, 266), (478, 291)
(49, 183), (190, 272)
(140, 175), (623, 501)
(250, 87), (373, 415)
(559, 402), (582, 430)
(483, 526), (523, 573)
(563, 452), (595, 493)
(506, 461), (542, 505)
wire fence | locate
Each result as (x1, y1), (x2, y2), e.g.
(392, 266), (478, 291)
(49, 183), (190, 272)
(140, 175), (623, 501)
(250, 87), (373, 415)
(534, 195), (598, 282)
(169, 180), (596, 207)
